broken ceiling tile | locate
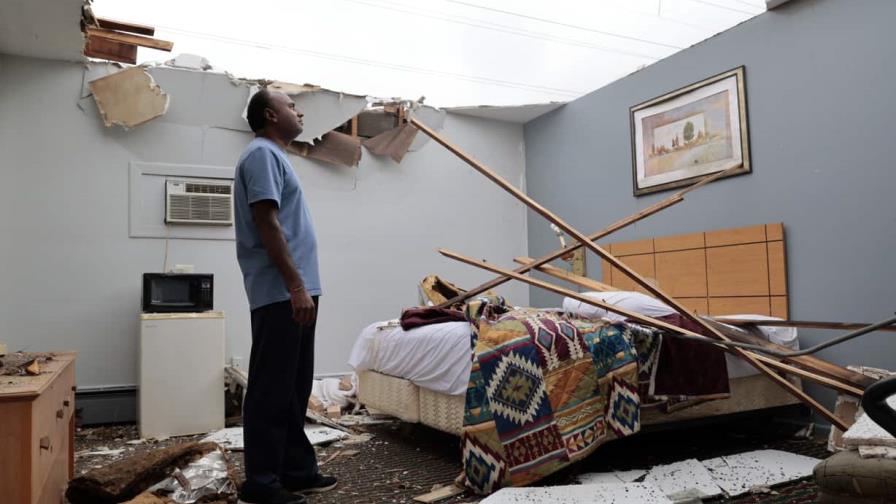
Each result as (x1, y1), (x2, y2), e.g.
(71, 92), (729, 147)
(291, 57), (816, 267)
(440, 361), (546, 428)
(289, 131), (362, 167)
(407, 106), (446, 152)
(363, 123), (419, 163)
(576, 469), (646, 486)
(88, 67), (169, 129)
(843, 395), (896, 448)
(202, 424), (348, 450)
(702, 449), (820, 497)
(643, 459), (724, 502)
(480, 483), (672, 504)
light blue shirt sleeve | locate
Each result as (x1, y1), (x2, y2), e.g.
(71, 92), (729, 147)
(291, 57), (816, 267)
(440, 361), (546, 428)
(242, 147), (283, 207)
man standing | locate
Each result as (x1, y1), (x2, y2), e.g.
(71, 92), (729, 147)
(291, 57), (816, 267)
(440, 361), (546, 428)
(234, 89), (337, 504)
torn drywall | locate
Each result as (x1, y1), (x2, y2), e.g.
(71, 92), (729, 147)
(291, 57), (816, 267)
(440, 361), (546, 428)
(363, 123), (419, 163)
(147, 66), (250, 132)
(407, 105), (445, 152)
(88, 67), (170, 129)
(292, 90), (368, 143)
(289, 131), (362, 167)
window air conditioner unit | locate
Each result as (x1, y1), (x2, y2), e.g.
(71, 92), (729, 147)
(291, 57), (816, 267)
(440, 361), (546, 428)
(165, 178), (233, 225)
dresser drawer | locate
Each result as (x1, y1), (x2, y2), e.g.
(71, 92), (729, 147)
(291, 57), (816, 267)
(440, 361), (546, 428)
(31, 364), (75, 503)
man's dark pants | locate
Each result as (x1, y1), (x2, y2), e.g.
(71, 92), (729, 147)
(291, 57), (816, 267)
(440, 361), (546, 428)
(242, 297), (320, 496)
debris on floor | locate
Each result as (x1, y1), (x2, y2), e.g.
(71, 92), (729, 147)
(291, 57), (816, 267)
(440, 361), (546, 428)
(701, 449), (820, 497)
(479, 483), (673, 504)
(842, 394), (896, 449)
(573, 449), (819, 502)
(201, 425), (349, 451)
(67, 441), (235, 504)
(146, 448), (234, 503)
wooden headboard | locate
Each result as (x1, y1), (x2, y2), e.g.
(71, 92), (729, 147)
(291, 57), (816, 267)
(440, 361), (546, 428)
(599, 223), (788, 318)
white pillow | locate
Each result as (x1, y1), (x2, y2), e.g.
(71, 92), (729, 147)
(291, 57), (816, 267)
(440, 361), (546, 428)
(562, 291), (675, 321)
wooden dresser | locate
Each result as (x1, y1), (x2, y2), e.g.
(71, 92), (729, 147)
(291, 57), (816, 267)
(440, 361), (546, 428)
(0, 352), (76, 504)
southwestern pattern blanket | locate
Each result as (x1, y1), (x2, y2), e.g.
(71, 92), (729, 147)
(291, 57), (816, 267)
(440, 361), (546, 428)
(461, 298), (645, 494)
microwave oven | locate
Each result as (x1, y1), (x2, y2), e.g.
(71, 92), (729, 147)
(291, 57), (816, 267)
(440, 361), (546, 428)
(142, 273), (214, 313)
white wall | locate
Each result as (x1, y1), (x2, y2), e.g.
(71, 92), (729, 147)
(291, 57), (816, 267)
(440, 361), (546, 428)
(0, 55), (529, 389)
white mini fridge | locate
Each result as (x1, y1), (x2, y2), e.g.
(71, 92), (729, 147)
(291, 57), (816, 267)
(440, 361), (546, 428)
(139, 311), (226, 439)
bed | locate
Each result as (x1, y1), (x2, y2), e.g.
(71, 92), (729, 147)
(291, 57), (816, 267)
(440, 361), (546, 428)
(352, 223), (804, 490)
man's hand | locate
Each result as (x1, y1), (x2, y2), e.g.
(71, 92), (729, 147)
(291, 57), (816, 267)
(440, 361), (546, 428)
(290, 288), (316, 326)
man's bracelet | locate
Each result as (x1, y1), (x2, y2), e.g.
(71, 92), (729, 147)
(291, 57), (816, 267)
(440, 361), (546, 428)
(289, 286), (305, 293)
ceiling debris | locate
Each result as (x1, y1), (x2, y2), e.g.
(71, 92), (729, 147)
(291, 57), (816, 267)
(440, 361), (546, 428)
(268, 81), (322, 95)
(289, 131), (362, 168)
(88, 67), (170, 129)
(81, 5), (173, 64)
(363, 123), (419, 164)
(164, 53), (212, 71)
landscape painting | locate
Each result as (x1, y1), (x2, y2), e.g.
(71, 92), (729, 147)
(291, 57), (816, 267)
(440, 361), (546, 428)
(631, 67), (750, 196)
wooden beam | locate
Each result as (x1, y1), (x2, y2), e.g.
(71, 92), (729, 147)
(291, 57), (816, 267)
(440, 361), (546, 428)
(84, 36), (137, 64)
(95, 17), (156, 36)
(714, 317), (896, 333)
(513, 257), (617, 292)
(85, 26), (173, 52)
(439, 248), (852, 428)
(704, 319), (876, 389)
(434, 162), (740, 308)
(410, 117), (849, 427)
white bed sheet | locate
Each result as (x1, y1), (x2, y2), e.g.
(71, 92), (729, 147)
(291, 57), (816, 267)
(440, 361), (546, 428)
(348, 320), (471, 396)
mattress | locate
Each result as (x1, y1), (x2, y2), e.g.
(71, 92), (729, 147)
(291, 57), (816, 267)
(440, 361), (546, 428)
(348, 310), (799, 397)
(348, 320), (471, 395)
(357, 370), (802, 436)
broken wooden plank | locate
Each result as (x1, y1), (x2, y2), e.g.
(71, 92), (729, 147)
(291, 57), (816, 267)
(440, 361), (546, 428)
(413, 484), (465, 503)
(715, 317), (896, 333)
(439, 248), (850, 430)
(435, 164), (741, 308)
(95, 17), (156, 36)
(413, 117), (846, 429)
(513, 256), (616, 292)
(85, 26), (173, 52)
(84, 35), (137, 64)
(363, 123), (419, 163)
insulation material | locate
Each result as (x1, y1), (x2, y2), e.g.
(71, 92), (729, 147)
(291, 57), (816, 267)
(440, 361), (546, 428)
(480, 483), (672, 504)
(702, 450), (820, 496)
(89, 67), (170, 129)
(363, 122), (419, 163)
(289, 131), (362, 167)
(843, 395), (896, 448)
(643, 459), (724, 502)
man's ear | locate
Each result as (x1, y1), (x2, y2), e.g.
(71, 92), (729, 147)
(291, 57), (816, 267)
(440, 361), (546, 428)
(264, 107), (277, 124)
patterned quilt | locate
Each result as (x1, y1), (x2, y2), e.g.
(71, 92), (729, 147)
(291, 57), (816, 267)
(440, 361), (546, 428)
(460, 297), (648, 494)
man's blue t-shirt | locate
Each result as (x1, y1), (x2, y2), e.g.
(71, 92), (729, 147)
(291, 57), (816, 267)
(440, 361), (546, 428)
(234, 137), (321, 310)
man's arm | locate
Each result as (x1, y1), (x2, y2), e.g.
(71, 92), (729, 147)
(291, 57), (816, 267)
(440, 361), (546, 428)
(251, 199), (316, 325)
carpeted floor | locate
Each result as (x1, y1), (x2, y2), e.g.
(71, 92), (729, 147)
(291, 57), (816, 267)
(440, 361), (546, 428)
(73, 408), (828, 504)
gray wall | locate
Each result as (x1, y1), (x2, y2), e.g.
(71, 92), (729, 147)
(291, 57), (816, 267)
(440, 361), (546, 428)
(524, 0), (896, 415)
(0, 55), (529, 391)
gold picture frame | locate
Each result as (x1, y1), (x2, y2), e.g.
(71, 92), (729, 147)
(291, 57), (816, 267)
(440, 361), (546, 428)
(630, 67), (751, 196)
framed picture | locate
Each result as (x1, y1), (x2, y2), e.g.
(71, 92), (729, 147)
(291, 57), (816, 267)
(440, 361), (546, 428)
(630, 66), (750, 196)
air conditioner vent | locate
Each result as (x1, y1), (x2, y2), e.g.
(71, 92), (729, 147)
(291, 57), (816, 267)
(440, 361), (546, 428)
(166, 178), (233, 225)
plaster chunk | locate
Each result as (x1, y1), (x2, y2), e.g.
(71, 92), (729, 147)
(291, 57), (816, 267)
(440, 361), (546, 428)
(89, 67), (170, 129)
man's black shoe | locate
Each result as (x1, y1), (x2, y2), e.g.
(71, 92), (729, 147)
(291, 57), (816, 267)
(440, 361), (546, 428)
(284, 473), (338, 494)
(238, 487), (307, 504)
